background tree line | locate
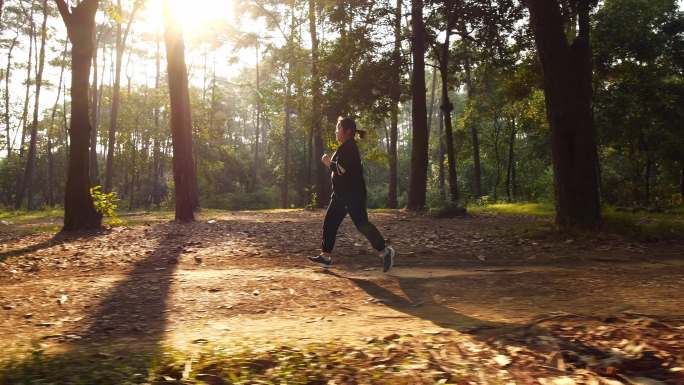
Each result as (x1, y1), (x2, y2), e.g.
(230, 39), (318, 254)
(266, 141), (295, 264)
(0, 0), (681, 231)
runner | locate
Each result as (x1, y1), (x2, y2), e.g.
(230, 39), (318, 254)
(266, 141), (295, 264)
(309, 116), (396, 272)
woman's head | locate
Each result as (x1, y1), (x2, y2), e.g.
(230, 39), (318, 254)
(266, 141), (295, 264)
(336, 116), (366, 143)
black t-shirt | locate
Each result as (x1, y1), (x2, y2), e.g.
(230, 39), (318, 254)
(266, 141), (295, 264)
(329, 139), (366, 198)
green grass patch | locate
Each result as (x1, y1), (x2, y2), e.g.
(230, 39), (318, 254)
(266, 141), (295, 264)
(0, 208), (64, 224)
(468, 202), (555, 217)
(471, 202), (684, 241)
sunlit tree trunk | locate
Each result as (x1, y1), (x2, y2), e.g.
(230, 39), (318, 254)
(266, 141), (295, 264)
(461, 30), (481, 198)
(438, 16), (459, 205)
(17, 0), (49, 210)
(47, 43), (67, 208)
(526, 0), (601, 229)
(407, 0), (428, 210)
(388, 0), (401, 209)
(163, 0), (197, 222)
(4, 31), (18, 157)
(152, 29), (162, 207)
(19, 2), (35, 159)
(90, 31), (100, 185)
(105, 0), (139, 193)
(252, 40), (261, 190)
(55, 0), (103, 231)
(309, 0), (328, 207)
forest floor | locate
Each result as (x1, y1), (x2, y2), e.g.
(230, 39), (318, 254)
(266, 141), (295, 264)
(0, 209), (683, 384)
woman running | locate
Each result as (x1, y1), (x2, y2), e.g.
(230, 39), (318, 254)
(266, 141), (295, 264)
(309, 117), (396, 272)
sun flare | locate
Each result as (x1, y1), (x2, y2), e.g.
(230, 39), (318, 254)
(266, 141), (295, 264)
(143, 0), (234, 35)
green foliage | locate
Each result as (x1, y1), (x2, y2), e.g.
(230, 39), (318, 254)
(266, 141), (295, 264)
(90, 186), (122, 226)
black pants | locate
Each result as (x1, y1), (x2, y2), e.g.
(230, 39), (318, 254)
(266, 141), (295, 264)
(322, 194), (386, 253)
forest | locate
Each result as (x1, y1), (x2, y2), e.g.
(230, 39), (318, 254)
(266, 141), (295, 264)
(0, 0), (683, 384)
(0, 0), (680, 229)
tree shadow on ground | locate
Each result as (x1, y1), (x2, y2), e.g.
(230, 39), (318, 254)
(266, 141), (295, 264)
(0, 222), (190, 384)
(0, 230), (104, 263)
(327, 270), (678, 383)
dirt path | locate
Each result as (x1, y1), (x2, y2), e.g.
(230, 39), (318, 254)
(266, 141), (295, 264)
(1, 210), (683, 383)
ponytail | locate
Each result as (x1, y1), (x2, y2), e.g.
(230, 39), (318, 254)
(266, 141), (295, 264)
(337, 116), (366, 140)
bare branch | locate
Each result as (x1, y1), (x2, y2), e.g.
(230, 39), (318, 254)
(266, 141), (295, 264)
(54, 0), (71, 25)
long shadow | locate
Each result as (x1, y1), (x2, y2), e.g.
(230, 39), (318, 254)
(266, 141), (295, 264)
(75, 223), (187, 343)
(326, 270), (512, 332)
(328, 270), (677, 382)
(0, 222), (190, 385)
(0, 231), (86, 262)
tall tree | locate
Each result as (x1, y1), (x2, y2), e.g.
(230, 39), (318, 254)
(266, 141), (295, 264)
(407, 0), (429, 210)
(388, 0), (402, 209)
(525, 0), (601, 228)
(104, 0), (140, 193)
(55, 0), (103, 231)
(16, 0), (49, 210)
(89, 30), (101, 185)
(309, 0), (328, 207)
(4, 26), (19, 157)
(163, 0), (197, 222)
(459, 20), (482, 198)
(432, 0), (459, 204)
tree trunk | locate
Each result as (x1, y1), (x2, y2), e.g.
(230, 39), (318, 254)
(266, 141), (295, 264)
(56, 0), (103, 231)
(388, 0), (401, 209)
(104, 0), (139, 193)
(16, 0), (49, 210)
(492, 114), (502, 202)
(163, 0), (197, 222)
(252, 42), (261, 189)
(680, 162), (684, 200)
(19, 2), (35, 158)
(440, 33), (458, 205)
(152, 30), (162, 207)
(438, 109), (446, 201)
(506, 116), (516, 202)
(427, 66), (437, 142)
(90, 31), (100, 185)
(462, 40), (481, 198)
(4, 32), (17, 157)
(47, 43), (67, 208)
(407, 0), (428, 211)
(309, 0), (328, 208)
(282, 80), (291, 209)
(281, 6), (296, 209)
(526, 0), (601, 229)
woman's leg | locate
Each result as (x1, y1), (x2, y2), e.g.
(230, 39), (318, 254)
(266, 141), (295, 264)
(347, 198), (386, 252)
(321, 195), (348, 253)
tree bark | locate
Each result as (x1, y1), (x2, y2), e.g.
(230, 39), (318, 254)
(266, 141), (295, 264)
(152, 29), (162, 207)
(526, 0), (601, 229)
(461, 34), (481, 198)
(680, 162), (684, 200)
(506, 116), (516, 202)
(47, 42), (68, 208)
(388, 0), (401, 209)
(104, 0), (139, 193)
(252, 40), (261, 190)
(439, 20), (459, 205)
(90, 31), (100, 185)
(16, 0), (49, 210)
(163, 0), (197, 222)
(18, 2), (35, 158)
(55, 0), (103, 231)
(407, 0), (429, 211)
(438, 109), (445, 201)
(309, 0), (328, 208)
(4, 31), (18, 157)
